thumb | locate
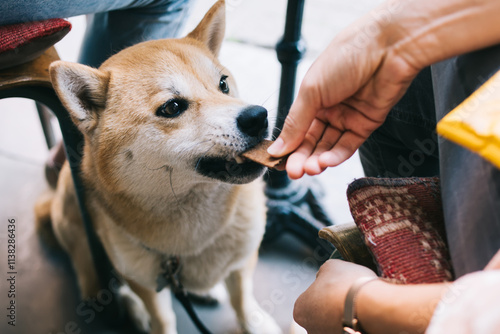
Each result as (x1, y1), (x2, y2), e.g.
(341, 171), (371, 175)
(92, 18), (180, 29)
(267, 88), (317, 157)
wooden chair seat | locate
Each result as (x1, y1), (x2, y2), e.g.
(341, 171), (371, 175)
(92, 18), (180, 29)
(0, 18), (71, 148)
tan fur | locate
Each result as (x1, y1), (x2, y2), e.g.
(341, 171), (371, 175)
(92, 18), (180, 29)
(36, 1), (281, 333)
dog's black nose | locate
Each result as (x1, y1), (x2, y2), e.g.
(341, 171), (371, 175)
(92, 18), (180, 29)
(237, 105), (268, 138)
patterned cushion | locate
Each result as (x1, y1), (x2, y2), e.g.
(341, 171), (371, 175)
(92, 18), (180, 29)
(347, 177), (454, 284)
(0, 18), (71, 70)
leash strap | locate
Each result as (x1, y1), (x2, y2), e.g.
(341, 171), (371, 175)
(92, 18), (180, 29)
(157, 256), (213, 334)
(174, 289), (213, 334)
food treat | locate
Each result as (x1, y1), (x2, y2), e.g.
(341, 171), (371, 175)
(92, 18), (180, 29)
(241, 140), (287, 169)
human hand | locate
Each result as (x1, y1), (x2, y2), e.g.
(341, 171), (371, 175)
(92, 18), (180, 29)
(269, 0), (500, 180)
(268, 17), (420, 179)
(293, 259), (377, 334)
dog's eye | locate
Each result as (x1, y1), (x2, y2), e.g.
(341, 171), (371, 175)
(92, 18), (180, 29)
(219, 75), (229, 94)
(156, 99), (188, 118)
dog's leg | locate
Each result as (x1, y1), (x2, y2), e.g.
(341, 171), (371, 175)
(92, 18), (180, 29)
(53, 215), (100, 298)
(225, 253), (282, 334)
(117, 284), (151, 333)
(50, 164), (100, 299)
(67, 238), (100, 299)
(126, 279), (177, 334)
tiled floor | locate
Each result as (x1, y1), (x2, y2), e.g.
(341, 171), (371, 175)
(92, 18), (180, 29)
(0, 0), (381, 333)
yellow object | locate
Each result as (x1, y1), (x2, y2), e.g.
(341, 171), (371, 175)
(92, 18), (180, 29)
(437, 70), (500, 169)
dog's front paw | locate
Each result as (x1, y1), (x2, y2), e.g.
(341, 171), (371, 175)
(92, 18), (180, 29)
(118, 285), (151, 333)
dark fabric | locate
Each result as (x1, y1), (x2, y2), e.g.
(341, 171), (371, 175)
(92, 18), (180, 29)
(358, 45), (500, 278)
(359, 67), (440, 178)
(79, 0), (191, 67)
(1, 0), (192, 68)
(431, 45), (500, 277)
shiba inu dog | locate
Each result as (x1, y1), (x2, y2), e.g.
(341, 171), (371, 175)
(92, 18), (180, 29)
(35, 1), (282, 333)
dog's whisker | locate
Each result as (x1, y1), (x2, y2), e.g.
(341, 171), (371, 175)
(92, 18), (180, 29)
(268, 126), (285, 140)
(166, 169), (198, 228)
(260, 89), (280, 106)
(168, 168), (183, 211)
(145, 164), (172, 172)
(181, 138), (212, 150)
(203, 123), (222, 132)
(142, 139), (216, 171)
(176, 139), (214, 158)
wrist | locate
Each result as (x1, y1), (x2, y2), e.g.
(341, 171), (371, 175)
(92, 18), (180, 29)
(355, 278), (390, 332)
(342, 276), (380, 333)
(383, 0), (500, 70)
(355, 280), (449, 334)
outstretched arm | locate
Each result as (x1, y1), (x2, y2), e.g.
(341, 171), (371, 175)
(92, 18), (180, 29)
(295, 249), (500, 333)
(293, 260), (449, 334)
(268, 0), (500, 179)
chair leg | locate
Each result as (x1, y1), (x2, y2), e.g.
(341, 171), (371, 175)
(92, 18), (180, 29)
(36, 101), (57, 149)
(0, 86), (126, 325)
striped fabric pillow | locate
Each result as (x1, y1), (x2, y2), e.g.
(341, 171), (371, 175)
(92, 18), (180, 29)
(0, 18), (71, 69)
(347, 177), (454, 284)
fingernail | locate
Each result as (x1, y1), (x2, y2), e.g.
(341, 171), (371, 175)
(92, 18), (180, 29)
(268, 138), (284, 156)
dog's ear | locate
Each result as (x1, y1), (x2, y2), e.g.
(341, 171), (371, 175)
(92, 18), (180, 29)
(187, 0), (226, 56)
(50, 61), (109, 134)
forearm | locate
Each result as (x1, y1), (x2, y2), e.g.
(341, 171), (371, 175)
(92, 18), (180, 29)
(381, 0), (500, 70)
(356, 280), (450, 334)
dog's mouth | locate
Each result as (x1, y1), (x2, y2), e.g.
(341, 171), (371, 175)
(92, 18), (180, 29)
(195, 154), (265, 184)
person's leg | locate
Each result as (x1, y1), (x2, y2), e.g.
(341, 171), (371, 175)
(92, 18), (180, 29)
(79, 0), (192, 67)
(2, 0), (147, 25)
(2, 0), (192, 67)
(359, 67), (440, 178)
(431, 45), (500, 277)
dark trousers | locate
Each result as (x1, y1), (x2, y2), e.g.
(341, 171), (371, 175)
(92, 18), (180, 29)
(359, 45), (500, 277)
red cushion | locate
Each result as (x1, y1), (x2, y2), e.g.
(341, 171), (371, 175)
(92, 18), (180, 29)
(347, 177), (454, 284)
(0, 18), (71, 70)
(0, 18), (71, 53)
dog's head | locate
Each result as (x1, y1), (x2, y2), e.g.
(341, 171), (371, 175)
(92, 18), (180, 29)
(50, 0), (270, 195)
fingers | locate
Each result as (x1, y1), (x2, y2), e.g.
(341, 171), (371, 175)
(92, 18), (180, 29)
(318, 131), (366, 168)
(289, 130), (365, 178)
(268, 79), (320, 158)
(284, 100), (384, 177)
(285, 122), (361, 178)
(303, 125), (343, 175)
(285, 118), (328, 179)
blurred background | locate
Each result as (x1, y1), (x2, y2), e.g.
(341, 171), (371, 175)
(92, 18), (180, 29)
(0, 0), (382, 333)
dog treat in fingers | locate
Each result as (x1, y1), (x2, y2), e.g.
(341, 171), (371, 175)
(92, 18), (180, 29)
(241, 140), (287, 169)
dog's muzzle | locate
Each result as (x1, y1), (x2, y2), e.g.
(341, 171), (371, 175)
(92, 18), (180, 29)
(195, 105), (269, 184)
